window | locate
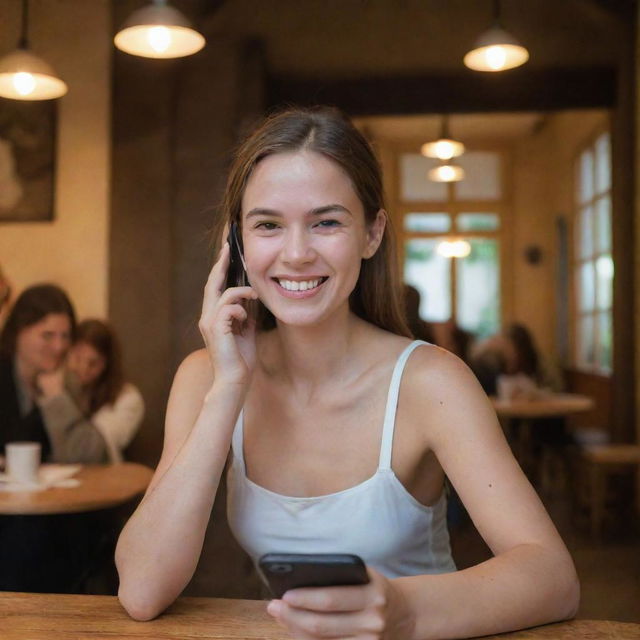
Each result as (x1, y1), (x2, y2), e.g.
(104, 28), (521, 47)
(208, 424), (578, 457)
(398, 151), (504, 338)
(573, 131), (612, 372)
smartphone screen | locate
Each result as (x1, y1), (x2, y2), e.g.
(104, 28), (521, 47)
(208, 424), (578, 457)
(258, 553), (369, 598)
(225, 222), (247, 289)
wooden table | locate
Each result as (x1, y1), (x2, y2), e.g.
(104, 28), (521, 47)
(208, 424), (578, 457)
(491, 394), (595, 489)
(492, 393), (595, 420)
(0, 462), (153, 515)
(1, 592), (639, 639)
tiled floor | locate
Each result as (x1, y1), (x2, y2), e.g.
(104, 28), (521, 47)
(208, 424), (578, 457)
(449, 486), (640, 623)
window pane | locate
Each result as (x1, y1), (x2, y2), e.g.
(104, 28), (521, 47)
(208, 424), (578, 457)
(579, 149), (594, 203)
(595, 132), (611, 194)
(578, 262), (595, 312)
(454, 152), (501, 200)
(595, 196), (611, 253)
(404, 212), (451, 233)
(456, 238), (500, 337)
(404, 238), (451, 322)
(456, 213), (500, 231)
(400, 154), (447, 201)
(596, 254), (614, 310)
(577, 315), (595, 368)
(597, 311), (612, 370)
(577, 205), (594, 259)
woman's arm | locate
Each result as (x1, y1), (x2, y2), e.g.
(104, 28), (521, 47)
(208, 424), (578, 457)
(116, 242), (258, 621)
(396, 348), (579, 639)
(37, 370), (108, 463)
(267, 347), (579, 640)
(115, 350), (244, 621)
(92, 384), (145, 463)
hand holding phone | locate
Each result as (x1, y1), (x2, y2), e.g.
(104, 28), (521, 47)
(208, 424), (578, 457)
(258, 553), (370, 598)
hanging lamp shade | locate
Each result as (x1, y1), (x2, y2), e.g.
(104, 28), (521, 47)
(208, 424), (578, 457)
(428, 162), (465, 183)
(0, 0), (67, 100)
(463, 25), (529, 72)
(114, 0), (205, 59)
(0, 48), (67, 99)
(421, 115), (465, 160)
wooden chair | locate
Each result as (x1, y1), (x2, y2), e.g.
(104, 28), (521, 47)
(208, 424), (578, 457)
(580, 444), (640, 539)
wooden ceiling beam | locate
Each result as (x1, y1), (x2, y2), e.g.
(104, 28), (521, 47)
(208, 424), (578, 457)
(267, 67), (616, 116)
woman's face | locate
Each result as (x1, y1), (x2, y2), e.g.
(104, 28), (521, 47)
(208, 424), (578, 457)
(67, 342), (107, 387)
(240, 150), (384, 328)
(15, 313), (72, 375)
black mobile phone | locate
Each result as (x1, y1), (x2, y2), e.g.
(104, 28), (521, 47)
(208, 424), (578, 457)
(258, 553), (369, 598)
(225, 222), (247, 289)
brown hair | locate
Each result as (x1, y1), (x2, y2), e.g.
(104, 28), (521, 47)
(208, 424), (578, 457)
(74, 319), (125, 414)
(0, 283), (76, 358)
(218, 106), (410, 337)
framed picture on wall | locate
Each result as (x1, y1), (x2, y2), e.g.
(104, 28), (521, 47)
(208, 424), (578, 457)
(0, 98), (56, 222)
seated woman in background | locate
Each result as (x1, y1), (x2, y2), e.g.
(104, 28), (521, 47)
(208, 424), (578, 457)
(471, 322), (559, 398)
(0, 283), (107, 463)
(65, 319), (144, 463)
(0, 284), (108, 593)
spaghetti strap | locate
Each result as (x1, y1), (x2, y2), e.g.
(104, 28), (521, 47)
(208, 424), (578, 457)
(378, 340), (427, 470)
(231, 409), (246, 473)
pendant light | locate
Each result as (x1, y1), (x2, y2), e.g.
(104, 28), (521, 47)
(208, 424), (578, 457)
(0, 0), (67, 100)
(464, 0), (529, 72)
(437, 239), (472, 259)
(428, 162), (465, 183)
(114, 0), (206, 59)
(421, 115), (465, 161)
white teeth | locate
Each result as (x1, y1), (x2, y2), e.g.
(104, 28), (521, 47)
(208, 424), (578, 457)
(278, 278), (322, 292)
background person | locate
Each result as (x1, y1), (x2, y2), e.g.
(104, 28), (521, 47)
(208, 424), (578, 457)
(116, 107), (578, 639)
(61, 319), (144, 463)
(0, 283), (107, 463)
(0, 284), (108, 593)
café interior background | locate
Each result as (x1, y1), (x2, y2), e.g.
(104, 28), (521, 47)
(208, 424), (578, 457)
(1, 0), (639, 599)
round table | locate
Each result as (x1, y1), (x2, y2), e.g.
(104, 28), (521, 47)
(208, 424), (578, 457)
(492, 393), (595, 419)
(491, 393), (595, 489)
(0, 462), (153, 515)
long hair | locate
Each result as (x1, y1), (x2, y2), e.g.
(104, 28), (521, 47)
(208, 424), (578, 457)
(74, 319), (125, 414)
(0, 283), (76, 359)
(217, 106), (410, 337)
(505, 323), (540, 379)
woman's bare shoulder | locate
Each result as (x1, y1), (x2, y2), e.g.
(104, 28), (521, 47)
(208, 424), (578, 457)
(403, 342), (498, 443)
(172, 348), (213, 398)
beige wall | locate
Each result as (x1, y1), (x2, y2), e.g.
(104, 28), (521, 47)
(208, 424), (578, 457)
(0, 0), (111, 319)
(511, 109), (608, 368)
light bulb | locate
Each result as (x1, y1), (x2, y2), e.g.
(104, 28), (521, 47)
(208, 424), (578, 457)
(485, 45), (508, 71)
(12, 72), (36, 96)
(428, 163), (465, 183)
(147, 26), (172, 53)
(437, 239), (472, 259)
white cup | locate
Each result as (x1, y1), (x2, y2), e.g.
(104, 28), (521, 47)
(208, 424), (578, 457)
(5, 441), (41, 484)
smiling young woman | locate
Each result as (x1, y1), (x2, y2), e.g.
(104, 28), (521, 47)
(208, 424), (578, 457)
(115, 107), (579, 639)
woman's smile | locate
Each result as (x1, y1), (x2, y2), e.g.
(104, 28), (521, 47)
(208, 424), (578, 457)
(273, 276), (329, 296)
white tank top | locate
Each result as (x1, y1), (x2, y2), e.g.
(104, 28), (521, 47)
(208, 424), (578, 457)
(226, 340), (456, 579)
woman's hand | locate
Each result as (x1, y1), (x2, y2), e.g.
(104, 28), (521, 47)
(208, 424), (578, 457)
(266, 568), (416, 640)
(199, 242), (258, 387)
(36, 367), (65, 399)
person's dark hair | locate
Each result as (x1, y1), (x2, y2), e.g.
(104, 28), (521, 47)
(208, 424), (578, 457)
(0, 283), (76, 358)
(74, 319), (125, 414)
(504, 323), (540, 379)
(403, 284), (435, 343)
(217, 106), (410, 337)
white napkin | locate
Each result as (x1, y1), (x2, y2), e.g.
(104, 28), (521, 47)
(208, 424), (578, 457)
(0, 464), (82, 492)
